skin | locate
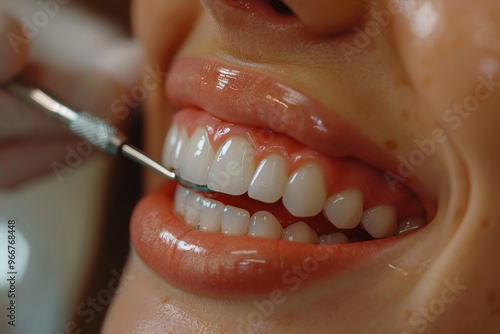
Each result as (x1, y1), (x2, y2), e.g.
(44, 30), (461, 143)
(104, 0), (500, 333)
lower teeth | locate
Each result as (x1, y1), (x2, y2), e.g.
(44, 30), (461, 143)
(173, 186), (426, 244)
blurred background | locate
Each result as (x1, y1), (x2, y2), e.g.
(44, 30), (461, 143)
(0, 0), (142, 332)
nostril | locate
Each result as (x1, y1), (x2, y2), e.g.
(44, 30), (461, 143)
(263, 0), (294, 15)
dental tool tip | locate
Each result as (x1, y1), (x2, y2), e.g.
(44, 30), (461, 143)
(120, 144), (212, 192)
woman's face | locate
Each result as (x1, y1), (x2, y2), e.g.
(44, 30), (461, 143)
(104, 0), (500, 333)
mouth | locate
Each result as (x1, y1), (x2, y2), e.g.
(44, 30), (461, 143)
(130, 57), (436, 296)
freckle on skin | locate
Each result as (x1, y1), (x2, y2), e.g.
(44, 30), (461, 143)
(162, 296), (171, 304)
(482, 219), (491, 229)
(384, 139), (399, 151)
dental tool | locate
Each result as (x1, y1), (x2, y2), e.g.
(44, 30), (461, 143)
(4, 78), (212, 192)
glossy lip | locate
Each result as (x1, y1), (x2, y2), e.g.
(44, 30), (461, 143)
(130, 56), (434, 296)
(167, 57), (435, 208)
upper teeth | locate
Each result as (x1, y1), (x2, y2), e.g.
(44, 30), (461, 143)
(174, 186), (426, 244)
(164, 124), (426, 243)
(164, 125), (331, 215)
(164, 126), (189, 171)
(248, 154), (288, 203)
(207, 136), (256, 196)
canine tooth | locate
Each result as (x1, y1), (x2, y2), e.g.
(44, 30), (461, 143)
(248, 211), (283, 239)
(248, 155), (288, 203)
(162, 124), (179, 168)
(221, 206), (250, 236)
(318, 233), (350, 245)
(361, 206), (397, 238)
(199, 198), (224, 232)
(184, 192), (202, 228)
(174, 185), (190, 216)
(281, 221), (318, 243)
(179, 128), (214, 185)
(323, 189), (363, 229)
(164, 127), (189, 170)
(207, 137), (255, 195)
(397, 217), (426, 235)
(282, 163), (327, 217)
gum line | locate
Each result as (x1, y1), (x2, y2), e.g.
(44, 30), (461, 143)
(171, 109), (425, 219)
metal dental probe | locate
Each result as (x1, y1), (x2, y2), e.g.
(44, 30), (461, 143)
(4, 78), (212, 192)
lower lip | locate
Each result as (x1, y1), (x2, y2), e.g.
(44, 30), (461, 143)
(131, 181), (402, 296)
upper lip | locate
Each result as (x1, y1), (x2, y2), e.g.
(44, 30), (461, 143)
(167, 57), (392, 166)
(166, 56), (435, 214)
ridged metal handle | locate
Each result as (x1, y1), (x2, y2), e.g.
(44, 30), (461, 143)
(69, 112), (126, 155)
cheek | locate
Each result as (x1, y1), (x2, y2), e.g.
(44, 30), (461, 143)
(392, 0), (500, 162)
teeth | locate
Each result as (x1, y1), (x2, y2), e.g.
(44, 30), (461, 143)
(397, 217), (426, 235)
(361, 206), (397, 238)
(207, 137), (256, 196)
(199, 198), (224, 232)
(323, 188), (363, 230)
(248, 211), (283, 239)
(318, 232), (350, 245)
(179, 128), (215, 185)
(248, 155), (288, 203)
(167, 127), (414, 243)
(282, 163), (327, 217)
(184, 192), (203, 228)
(174, 186), (408, 243)
(221, 206), (250, 236)
(163, 126), (189, 170)
(174, 185), (191, 216)
(281, 221), (318, 243)
(162, 124), (179, 168)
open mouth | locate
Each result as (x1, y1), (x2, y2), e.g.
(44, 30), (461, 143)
(130, 57), (436, 296)
(164, 109), (426, 243)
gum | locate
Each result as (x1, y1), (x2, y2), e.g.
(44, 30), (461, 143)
(172, 109), (426, 221)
